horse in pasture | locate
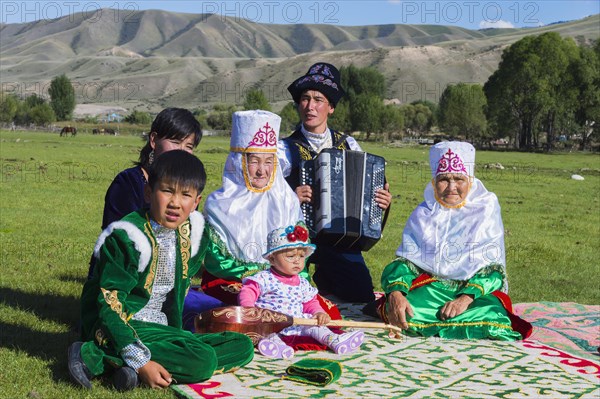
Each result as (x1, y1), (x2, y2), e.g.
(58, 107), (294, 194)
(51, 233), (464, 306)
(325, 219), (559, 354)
(60, 126), (77, 137)
(93, 128), (118, 135)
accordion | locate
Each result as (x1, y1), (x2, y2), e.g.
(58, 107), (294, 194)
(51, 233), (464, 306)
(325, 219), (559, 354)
(299, 148), (385, 251)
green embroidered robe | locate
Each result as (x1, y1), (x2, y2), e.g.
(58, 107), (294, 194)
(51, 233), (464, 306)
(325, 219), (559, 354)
(80, 209), (208, 353)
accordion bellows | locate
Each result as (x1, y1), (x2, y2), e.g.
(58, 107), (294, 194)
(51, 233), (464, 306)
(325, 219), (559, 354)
(300, 149), (385, 251)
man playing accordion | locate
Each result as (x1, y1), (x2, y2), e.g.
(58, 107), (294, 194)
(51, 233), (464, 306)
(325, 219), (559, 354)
(278, 62), (392, 304)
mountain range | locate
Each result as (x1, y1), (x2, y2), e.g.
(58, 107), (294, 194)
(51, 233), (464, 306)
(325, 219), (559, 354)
(1, 9), (598, 113)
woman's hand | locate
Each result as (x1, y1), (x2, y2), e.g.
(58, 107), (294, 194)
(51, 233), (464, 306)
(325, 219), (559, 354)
(386, 291), (414, 330)
(314, 312), (331, 325)
(137, 360), (173, 389)
(295, 185), (312, 204)
(439, 294), (474, 320)
(375, 183), (392, 210)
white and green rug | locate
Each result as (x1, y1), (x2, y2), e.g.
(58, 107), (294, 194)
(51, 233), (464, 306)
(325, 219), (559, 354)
(173, 302), (599, 399)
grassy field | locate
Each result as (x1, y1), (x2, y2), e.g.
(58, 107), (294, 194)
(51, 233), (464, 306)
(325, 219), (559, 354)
(1, 130), (599, 398)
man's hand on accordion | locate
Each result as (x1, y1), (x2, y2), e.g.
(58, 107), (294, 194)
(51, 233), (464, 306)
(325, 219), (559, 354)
(375, 183), (392, 210)
(295, 184), (313, 204)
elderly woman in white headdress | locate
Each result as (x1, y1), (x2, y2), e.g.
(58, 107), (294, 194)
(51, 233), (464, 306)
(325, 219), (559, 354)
(200, 110), (310, 305)
(380, 141), (531, 340)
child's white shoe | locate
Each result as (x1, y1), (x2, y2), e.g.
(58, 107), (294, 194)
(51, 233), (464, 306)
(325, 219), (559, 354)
(258, 334), (295, 359)
(329, 331), (364, 354)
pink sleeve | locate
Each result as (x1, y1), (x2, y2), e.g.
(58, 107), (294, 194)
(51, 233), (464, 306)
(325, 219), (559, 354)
(303, 295), (325, 315)
(238, 280), (261, 307)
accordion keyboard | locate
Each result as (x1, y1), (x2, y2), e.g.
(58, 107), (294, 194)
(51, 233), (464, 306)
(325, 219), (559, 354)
(369, 166), (385, 228)
(299, 160), (316, 235)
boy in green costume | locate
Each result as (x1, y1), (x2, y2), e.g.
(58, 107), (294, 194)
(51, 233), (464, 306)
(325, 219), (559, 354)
(68, 150), (254, 391)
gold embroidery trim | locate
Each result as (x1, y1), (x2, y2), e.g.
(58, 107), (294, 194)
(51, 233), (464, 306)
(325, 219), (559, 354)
(101, 288), (130, 324)
(230, 146), (278, 153)
(411, 277), (438, 290)
(143, 214), (159, 292)
(241, 268), (261, 279)
(319, 295), (336, 310)
(221, 282), (242, 294)
(298, 145), (312, 161)
(465, 283), (485, 295)
(95, 328), (109, 346)
(334, 132), (349, 150)
(178, 220), (191, 280)
(387, 281), (409, 291)
(408, 320), (512, 329)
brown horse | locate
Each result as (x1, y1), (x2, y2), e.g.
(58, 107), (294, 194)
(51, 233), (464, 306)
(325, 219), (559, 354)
(60, 126), (77, 137)
(93, 128), (117, 135)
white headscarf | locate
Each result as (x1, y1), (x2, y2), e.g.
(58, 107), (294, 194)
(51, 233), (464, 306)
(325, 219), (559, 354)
(396, 142), (507, 289)
(204, 110), (303, 263)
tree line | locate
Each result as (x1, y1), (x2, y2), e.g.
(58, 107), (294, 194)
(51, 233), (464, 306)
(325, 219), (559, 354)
(0, 74), (75, 125)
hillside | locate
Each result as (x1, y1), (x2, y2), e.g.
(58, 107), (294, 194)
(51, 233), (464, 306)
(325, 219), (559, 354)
(1, 10), (598, 112)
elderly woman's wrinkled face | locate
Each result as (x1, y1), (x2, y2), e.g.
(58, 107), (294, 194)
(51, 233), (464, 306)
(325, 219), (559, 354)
(435, 173), (470, 206)
(246, 153), (274, 189)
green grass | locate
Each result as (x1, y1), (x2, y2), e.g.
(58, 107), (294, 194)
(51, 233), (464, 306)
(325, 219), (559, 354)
(1, 130), (599, 397)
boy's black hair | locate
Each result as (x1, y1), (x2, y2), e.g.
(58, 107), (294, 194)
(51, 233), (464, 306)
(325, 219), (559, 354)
(138, 108), (202, 169)
(147, 150), (207, 195)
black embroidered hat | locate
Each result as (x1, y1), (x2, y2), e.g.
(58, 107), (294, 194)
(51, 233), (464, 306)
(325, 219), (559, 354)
(287, 62), (345, 107)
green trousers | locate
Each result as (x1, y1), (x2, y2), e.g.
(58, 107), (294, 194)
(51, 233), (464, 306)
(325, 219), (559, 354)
(399, 282), (522, 341)
(81, 320), (254, 383)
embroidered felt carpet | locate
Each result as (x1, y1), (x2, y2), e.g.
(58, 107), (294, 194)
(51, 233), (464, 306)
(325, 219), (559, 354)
(172, 302), (599, 399)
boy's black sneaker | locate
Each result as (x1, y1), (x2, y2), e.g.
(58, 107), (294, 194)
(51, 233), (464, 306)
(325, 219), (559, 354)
(113, 366), (140, 391)
(67, 342), (92, 389)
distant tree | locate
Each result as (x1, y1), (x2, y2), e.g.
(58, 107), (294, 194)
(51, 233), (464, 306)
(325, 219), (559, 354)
(401, 103), (434, 134)
(350, 93), (382, 140)
(0, 93), (19, 123)
(207, 103), (237, 131)
(377, 104), (404, 140)
(125, 110), (152, 125)
(412, 100), (438, 127)
(193, 108), (208, 130)
(48, 74), (76, 121)
(279, 102), (299, 134)
(438, 83), (487, 142)
(484, 32), (580, 149)
(573, 40), (600, 150)
(14, 100), (31, 125)
(24, 94), (46, 108)
(243, 88), (271, 111)
(340, 65), (386, 98)
(328, 100), (351, 133)
(14, 94), (52, 126)
(339, 65), (387, 137)
(29, 103), (56, 125)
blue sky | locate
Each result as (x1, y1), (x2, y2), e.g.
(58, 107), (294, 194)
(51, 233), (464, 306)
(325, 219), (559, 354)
(1, 1), (598, 29)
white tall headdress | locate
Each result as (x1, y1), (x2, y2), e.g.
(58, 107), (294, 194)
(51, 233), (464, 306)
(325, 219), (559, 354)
(230, 110), (279, 154)
(204, 110), (303, 264)
(429, 141), (476, 178)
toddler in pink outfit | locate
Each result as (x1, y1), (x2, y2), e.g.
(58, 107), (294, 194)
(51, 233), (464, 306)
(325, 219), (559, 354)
(239, 221), (364, 359)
